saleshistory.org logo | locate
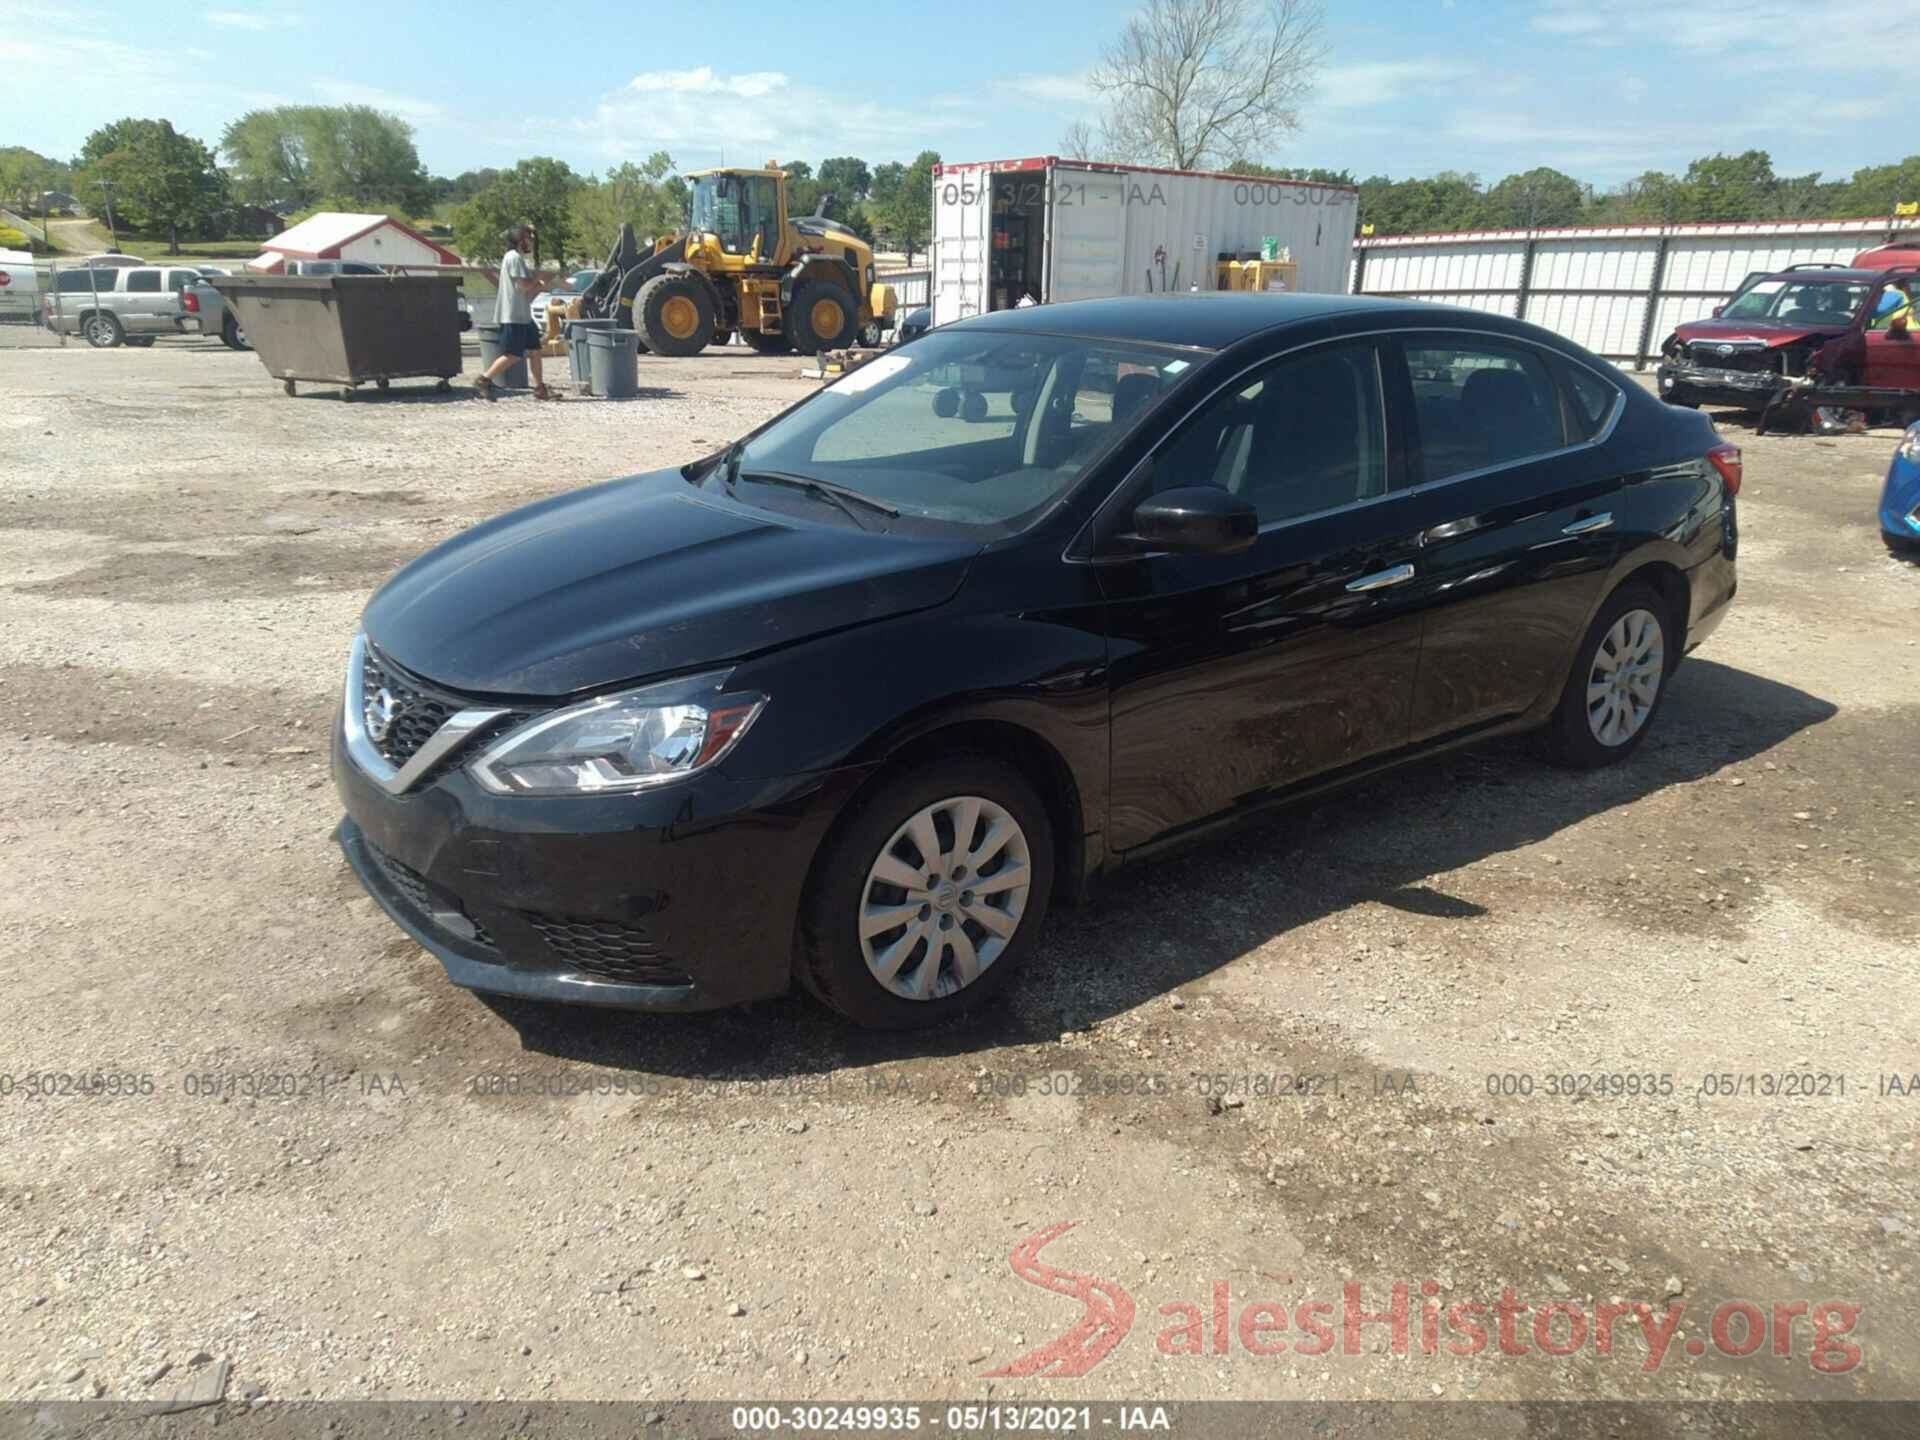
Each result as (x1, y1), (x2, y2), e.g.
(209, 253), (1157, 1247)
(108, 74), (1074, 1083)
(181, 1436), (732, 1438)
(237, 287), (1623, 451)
(985, 1224), (1863, 1377)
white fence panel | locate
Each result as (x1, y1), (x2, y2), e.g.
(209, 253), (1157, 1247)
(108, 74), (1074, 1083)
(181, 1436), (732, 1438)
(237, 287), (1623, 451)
(1354, 217), (1900, 368)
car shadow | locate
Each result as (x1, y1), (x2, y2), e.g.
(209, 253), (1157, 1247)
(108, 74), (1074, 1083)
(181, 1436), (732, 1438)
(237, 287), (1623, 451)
(477, 657), (1836, 1076)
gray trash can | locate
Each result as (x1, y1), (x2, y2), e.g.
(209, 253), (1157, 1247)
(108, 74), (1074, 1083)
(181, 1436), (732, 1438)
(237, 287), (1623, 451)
(474, 324), (528, 389)
(586, 327), (641, 399)
(566, 319), (614, 393)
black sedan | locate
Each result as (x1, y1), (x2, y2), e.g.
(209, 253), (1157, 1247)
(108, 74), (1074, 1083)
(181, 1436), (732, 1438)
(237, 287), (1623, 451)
(334, 293), (1740, 1028)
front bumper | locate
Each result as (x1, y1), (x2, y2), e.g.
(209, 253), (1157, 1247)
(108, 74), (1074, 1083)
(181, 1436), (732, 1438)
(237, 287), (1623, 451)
(333, 719), (873, 1010)
(1657, 361), (1778, 410)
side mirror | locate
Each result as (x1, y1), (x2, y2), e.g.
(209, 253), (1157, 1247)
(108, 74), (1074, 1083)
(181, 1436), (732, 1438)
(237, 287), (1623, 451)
(1126, 486), (1258, 555)
(1710, 305), (1724, 318)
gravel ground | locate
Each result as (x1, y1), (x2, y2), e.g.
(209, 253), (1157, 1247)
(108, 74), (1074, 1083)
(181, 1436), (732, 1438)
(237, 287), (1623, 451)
(1, 334), (1916, 1421)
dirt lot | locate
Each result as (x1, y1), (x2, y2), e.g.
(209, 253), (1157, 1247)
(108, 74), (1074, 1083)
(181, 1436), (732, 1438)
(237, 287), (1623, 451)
(1, 333), (1916, 1420)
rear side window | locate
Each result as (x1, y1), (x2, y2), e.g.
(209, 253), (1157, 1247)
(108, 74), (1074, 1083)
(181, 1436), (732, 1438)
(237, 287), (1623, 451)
(167, 269), (199, 290)
(1560, 362), (1622, 441)
(125, 270), (161, 292)
(1153, 341), (1389, 524)
(1405, 338), (1567, 481)
(55, 270), (115, 293)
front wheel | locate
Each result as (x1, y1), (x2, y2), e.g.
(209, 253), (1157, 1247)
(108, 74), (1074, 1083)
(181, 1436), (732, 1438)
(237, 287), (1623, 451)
(635, 273), (715, 357)
(1545, 583), (1675, 768)
(787, 280), (860, 355)
(798, 758), (1055, 1028)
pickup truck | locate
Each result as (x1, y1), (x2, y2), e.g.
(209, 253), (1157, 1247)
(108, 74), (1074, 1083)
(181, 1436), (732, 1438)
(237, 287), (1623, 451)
(41, 264), (205, 347)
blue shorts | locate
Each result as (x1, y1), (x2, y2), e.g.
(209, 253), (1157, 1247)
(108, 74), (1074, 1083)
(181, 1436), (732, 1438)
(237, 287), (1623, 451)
(496, 321), (539, 356)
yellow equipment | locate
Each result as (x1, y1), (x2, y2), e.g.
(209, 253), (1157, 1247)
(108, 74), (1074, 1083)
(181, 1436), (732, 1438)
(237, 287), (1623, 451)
(1215, 257), (1300, 294)
(577, 164), (895, 357)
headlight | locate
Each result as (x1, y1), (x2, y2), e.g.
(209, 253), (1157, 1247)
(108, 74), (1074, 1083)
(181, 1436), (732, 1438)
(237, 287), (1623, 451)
(468, 669), (765, 796)
(1901, 424), (1920, 464)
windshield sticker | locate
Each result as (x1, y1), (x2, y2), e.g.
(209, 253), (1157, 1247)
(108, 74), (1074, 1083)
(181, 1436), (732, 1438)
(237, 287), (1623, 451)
(1162, 359), (1191, 375)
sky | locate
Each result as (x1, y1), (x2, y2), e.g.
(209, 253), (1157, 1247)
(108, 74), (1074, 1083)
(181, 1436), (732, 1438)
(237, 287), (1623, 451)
(3, 0), (1916, 191)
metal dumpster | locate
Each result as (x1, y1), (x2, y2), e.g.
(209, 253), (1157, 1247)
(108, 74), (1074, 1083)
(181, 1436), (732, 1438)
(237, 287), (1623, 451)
(210, 273), (464, 400)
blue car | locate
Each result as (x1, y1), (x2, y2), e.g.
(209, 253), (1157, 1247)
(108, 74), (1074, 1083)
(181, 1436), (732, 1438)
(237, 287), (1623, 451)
(1884, 422), (1920, 554)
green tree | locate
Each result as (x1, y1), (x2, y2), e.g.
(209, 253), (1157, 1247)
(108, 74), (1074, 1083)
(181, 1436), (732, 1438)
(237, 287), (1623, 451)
(220, 105), (428, 214)
(569, 152), (682, 259)
(1674, 150), (1778, 221)
(1838, 155), (1920, 217)
(76, 118), (224, 252)
(0, 146), (60, 216)
(879, 150), (938, 262)
(1484, 167), (1587, 228)
(452, 157), (583, 266)
(1225, 160), (1354, 185)
(817, 156), (872, 202)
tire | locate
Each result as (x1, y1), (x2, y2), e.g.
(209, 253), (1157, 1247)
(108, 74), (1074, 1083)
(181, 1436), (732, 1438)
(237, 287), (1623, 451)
(635, 273), (715, 357)
(787, 280), (860, 355)
(1545, 582), (1677, 769)
(743, 329), (792, 355)
(711, 329), (734, 348)
(859, 323), (882, 348)
(83, 312), (124, 348)
(797, 756), (1055, 1029)
(222, 313), (249, 350)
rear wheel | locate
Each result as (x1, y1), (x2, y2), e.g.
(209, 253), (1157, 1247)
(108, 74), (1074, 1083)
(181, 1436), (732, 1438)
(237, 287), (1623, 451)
(222, 313), (249, 350)
(743, 329), (792, 355)
(787, 280), (860, 355)
(83, 312), (124, 348)
(798, 757), (1054, 1028)
(1545, 583), (1675, 768)
(635, 273), (715, 357)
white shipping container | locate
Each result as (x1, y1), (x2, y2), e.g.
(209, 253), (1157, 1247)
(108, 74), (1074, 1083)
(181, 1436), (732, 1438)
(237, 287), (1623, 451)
(931, 157), (1357, 327)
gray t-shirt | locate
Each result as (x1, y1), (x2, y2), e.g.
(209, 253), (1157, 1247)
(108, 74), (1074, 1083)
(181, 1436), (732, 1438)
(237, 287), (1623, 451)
(494, 248), (532, 325)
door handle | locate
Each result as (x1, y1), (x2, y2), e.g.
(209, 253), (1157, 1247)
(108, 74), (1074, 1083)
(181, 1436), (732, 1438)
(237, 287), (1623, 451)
(1562, 512), (1613, 536)
(1345, 562), (1415, 593)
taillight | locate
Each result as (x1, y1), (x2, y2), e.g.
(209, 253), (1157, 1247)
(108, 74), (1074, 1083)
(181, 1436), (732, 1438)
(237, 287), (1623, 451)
(1707, 442), (1742, 497)
(182, 290), (199, 313)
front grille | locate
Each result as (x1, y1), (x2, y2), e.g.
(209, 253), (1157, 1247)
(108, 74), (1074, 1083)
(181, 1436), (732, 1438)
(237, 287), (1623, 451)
(360, 648), (462, 769)
(523, 912), (691, 987)
(1686, 342), (1773, 374)
(366, 841), (496, 952)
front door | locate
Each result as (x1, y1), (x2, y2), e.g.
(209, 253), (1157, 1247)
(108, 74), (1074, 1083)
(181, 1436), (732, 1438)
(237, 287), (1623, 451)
(1096, 338), (1425, 850)
(1862, 277), (1920, 392)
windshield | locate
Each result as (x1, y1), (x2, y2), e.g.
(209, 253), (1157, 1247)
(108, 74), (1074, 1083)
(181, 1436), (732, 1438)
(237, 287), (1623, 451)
(720, 329), (1202, 531)
(689, 173), (779, 256)
(1720, 278), (1869, 324)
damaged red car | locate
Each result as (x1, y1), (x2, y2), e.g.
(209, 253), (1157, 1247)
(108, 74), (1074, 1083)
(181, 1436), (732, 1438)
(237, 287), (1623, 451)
(1656, 261), (1920, 417)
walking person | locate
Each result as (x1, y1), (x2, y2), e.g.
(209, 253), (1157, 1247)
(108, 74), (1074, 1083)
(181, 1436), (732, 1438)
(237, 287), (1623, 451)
(476, 223), (566, 401)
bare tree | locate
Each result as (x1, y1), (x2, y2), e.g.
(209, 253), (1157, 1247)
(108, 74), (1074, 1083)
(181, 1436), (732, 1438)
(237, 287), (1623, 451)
(1058, 121), (1101, 162)
(1088, 0), (1324, 170)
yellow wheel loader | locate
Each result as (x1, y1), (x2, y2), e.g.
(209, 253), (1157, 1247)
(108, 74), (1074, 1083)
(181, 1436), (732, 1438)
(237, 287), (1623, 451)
(576, 166), (895, 357)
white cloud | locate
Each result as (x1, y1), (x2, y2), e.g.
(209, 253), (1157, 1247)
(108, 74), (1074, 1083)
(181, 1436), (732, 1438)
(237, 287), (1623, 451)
(626, 67), (787, 100)
(1319, 60), (1474, 109)
(1531, 0), (1900, 70)
(553, 67), (986, 170)
(995, 72), (1095, 104)
(204, 9), (299, 29)
(313, 79), (445, 125)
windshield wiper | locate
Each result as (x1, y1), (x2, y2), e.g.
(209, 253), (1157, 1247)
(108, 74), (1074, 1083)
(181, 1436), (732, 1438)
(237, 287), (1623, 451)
(736, 469), (900, 529)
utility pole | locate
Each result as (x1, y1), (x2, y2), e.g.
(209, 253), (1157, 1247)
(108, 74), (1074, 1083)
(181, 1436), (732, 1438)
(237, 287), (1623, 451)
(97, 178), (118, 248)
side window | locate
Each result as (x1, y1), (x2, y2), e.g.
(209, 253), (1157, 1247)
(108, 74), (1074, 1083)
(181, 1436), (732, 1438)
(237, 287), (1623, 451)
(1405, 337), (1567, 481)
(125, 270), (161, 293)
(1153, 342), (1388, 525)
(1561, 362), (1621, 442)
(56, 270), (114, 293)
(167, 269), (199, 291)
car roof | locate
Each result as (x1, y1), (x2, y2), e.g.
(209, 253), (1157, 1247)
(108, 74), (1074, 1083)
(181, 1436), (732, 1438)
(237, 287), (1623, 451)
(942, 291), (1562, 350)
(1758, 267), (1887, 283)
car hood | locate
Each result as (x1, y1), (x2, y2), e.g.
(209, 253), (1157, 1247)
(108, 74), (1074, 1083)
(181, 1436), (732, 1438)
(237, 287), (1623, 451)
(362, 469), (978, 696)
(1671, 317), (1849, 347)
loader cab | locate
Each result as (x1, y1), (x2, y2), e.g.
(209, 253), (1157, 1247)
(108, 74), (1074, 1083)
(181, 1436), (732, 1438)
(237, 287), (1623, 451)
(687, 169), (785, 265)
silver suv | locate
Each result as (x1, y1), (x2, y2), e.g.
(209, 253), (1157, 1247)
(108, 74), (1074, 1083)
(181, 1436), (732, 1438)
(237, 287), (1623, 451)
(42, 264), (204, 347)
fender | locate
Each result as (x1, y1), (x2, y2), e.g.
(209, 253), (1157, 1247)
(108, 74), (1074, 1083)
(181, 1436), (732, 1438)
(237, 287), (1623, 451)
(780, 253), (860, 308)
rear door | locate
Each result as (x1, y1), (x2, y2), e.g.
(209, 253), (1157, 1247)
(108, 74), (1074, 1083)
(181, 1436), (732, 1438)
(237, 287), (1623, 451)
(1045, 165), (1128, 304)
(1391, 332), (1622, 743)
(121, 268), (167, 331)
(933, 166), (990, 326)
(1096, 337), (1426, 849)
